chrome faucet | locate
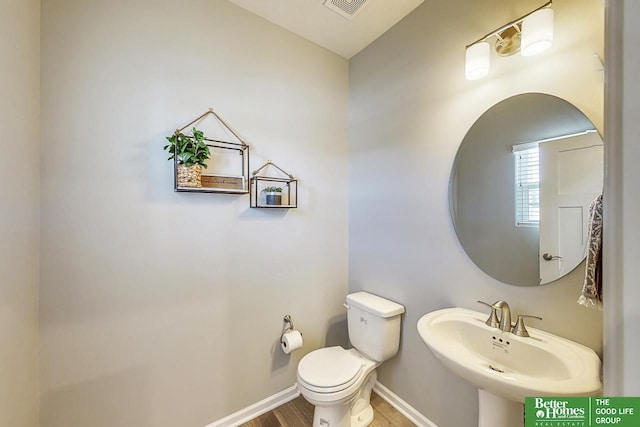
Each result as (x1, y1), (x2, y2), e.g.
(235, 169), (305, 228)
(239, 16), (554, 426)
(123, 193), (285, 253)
(493, 300), (512, 332)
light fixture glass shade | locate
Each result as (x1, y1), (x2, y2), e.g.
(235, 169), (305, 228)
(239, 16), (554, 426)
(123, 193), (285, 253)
(465, 42), (490, 80)
(521, 8), (554, 56)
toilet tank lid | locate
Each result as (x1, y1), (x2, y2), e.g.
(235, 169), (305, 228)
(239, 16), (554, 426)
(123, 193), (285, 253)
(346, 292), (405, 318)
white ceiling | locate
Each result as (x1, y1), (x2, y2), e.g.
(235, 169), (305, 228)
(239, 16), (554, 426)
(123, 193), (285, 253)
(227, 0), (425, 59)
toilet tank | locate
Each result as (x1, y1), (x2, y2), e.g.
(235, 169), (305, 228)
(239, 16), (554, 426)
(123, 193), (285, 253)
(346, 292), (405, 362)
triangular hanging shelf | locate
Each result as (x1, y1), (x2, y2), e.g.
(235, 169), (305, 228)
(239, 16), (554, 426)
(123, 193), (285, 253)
(250, 160), (298, 209)
(252, 160), (294, 179)
(175, 107), (247, 146)
(171, 107), (250, 194)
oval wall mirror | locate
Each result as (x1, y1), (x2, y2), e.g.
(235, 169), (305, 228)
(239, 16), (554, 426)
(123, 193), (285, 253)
(450, 93), (603, 286)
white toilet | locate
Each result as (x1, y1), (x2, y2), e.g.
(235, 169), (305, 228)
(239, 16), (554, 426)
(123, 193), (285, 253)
(297, 292), (405, 427)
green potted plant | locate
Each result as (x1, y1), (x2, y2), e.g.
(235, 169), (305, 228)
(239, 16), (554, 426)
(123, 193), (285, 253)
(262, 186), (283, 205)
(164, 127), (211, 188)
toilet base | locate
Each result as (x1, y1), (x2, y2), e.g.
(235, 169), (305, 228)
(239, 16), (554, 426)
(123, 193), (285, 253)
(350, 404), (374, 427)
(313, 404), (352, 427)
(350, 370), (376, 427)
(308, 370), (377, 427)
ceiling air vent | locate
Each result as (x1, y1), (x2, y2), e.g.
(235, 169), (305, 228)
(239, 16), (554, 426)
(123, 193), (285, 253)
(323, 0), (370, 20)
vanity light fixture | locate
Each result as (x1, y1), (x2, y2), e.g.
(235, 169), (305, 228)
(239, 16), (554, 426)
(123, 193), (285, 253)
(465, 1), (553, 80)
(465, 41), (491, 80)
(521, 7), (554, 56)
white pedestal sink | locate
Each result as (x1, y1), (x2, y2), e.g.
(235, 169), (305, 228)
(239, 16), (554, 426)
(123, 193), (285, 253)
(417, 308), (602, 427)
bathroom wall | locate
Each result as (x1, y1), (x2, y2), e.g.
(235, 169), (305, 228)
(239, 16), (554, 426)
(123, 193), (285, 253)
(619, 0), (640, 397)
(39, 1), (348, 426)
(619, 0), (640, 395)
(0, 0), (40, 426)
(349, 0), (604, 426)
(606, 0), (640, 396)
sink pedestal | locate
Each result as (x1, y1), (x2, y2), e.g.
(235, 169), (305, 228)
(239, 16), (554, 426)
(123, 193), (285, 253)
(478, 390), (523, 427)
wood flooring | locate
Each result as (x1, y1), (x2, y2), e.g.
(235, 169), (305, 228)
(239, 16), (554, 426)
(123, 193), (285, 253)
(240, 392), (416, 427)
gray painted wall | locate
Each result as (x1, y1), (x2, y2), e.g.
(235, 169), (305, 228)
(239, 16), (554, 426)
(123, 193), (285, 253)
(0, 1), (40, 426)
(452, 96), (540, 287)
(621, 0), (640, 396)
(609, 0), (640, 396)
(39, 1), (349, 425)
(349, 0), (604, 426)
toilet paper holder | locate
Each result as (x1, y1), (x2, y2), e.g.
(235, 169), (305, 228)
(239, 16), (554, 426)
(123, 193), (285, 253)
(281, 314), (301, 343)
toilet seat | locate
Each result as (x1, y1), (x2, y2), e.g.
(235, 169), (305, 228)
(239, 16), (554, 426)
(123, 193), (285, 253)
(297, 347), (364, 393)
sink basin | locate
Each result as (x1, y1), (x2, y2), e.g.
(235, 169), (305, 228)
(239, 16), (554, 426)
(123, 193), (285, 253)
(417, 307), (602, 403)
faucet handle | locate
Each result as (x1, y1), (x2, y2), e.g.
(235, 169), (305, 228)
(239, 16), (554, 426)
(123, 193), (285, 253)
(511, 314), (543, 337)
(477, 300), (500, 328)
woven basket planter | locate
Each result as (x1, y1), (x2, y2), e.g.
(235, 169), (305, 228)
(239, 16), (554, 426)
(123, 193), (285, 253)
(177, 164), (203, 188)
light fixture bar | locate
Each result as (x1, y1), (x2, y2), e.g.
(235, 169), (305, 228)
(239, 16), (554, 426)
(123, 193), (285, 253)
(465, 0), (552, 49)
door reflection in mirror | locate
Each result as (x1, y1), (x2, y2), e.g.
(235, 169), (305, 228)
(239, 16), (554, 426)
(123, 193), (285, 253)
(538, 131), (603, 284)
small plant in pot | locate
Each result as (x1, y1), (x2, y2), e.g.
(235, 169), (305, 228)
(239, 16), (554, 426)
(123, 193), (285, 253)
(262, 186), (283, 205)
(164, 127), (211, 188)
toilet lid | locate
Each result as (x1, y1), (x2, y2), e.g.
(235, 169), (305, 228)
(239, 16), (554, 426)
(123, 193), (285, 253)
(298, 347), (363, 389)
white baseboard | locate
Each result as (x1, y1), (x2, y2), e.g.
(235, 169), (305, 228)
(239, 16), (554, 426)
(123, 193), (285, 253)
(205, 385), (300, 427)
(373, 381), (438, 427)
(205, 382), (436, 427)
